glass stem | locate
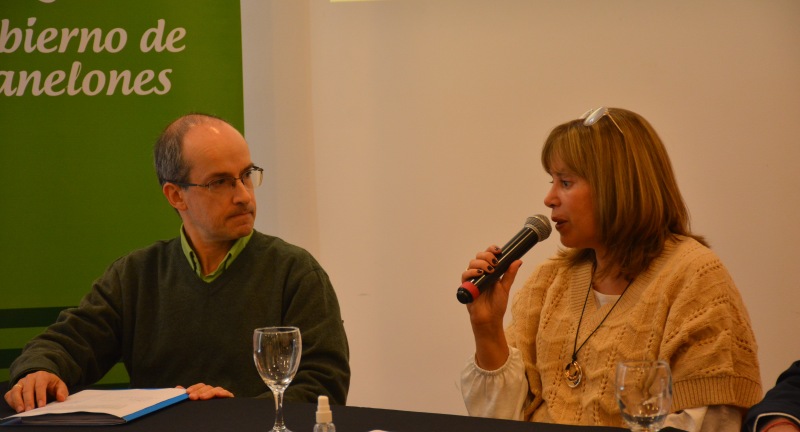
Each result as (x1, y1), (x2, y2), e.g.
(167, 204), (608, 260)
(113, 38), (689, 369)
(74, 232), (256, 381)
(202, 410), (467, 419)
(272, 388), (286, 431)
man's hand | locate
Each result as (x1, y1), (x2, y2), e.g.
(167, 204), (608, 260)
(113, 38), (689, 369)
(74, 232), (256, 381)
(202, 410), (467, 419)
(3, 371), (69, 413)
(179, 383), (234, 400)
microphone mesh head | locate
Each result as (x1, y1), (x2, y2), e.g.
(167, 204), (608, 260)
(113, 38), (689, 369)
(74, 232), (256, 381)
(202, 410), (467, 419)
(525, 215), (552, 241)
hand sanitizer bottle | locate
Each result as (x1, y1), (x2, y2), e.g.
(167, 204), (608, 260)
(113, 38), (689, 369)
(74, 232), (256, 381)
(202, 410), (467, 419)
(313, 395), (335, 432)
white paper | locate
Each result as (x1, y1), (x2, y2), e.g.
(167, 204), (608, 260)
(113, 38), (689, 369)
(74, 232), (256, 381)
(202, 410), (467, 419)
(7, 388), (186, 420)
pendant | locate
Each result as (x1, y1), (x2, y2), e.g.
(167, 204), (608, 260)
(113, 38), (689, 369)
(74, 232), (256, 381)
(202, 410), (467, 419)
(564, 360), (583, 388)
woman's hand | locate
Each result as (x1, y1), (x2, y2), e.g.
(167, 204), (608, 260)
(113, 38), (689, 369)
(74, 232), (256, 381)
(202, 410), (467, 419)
(462, 245), (523, 370)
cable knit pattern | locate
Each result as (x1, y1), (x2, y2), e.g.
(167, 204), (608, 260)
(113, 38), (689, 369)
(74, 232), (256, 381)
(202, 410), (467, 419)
(505, 236), (761, 426)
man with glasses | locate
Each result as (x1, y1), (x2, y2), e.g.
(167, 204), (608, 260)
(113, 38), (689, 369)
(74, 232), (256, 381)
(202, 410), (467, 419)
(4, 114), (350, 413)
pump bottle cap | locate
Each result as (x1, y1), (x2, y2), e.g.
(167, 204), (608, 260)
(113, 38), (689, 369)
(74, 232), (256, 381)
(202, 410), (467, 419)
(316, 395), (333, 423)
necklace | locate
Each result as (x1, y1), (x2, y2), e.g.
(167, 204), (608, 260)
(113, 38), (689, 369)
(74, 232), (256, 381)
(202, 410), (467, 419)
(564, 267), (633, 388)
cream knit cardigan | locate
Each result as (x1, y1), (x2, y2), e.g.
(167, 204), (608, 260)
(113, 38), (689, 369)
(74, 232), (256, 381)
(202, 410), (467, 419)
(503, 236), (762, 425)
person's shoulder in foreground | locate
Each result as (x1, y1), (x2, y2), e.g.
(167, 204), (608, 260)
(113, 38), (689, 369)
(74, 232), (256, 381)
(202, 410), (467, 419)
(743, 361), (800, 432)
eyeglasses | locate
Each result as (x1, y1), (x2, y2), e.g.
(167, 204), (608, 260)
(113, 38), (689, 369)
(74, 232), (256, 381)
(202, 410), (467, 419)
(171, 166), (264, 193)
(580, 106), (623, 136)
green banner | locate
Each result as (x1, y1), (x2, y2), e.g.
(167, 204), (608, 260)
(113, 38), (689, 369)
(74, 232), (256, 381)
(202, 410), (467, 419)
(1, 1), (243, 310)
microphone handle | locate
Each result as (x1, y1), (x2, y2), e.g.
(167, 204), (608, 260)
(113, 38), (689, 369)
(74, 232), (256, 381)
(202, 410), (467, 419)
(456, 227), (539, 304)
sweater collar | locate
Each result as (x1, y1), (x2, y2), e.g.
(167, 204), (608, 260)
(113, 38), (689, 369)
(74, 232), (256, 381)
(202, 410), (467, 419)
(179, 226), (254, 282)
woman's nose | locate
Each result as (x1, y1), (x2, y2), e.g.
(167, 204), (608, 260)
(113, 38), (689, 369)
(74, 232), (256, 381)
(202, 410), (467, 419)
(544, 186), (557, 208)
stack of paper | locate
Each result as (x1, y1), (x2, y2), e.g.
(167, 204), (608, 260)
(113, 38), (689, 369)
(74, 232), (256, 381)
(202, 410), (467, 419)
(1, 388), (188, 426)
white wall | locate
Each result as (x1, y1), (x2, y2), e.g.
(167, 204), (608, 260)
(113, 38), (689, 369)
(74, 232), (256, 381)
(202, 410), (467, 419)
(242, 0), (800, 415)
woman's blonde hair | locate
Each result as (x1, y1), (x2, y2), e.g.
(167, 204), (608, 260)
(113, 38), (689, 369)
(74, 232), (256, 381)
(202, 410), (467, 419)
(541, 107), (706, 280)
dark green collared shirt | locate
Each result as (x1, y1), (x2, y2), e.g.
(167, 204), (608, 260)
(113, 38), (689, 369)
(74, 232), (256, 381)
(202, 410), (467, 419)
(180, 227), (253, 282)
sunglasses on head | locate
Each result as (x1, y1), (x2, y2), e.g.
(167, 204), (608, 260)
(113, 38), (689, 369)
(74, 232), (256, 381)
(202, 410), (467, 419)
(580, 106), (623, 135)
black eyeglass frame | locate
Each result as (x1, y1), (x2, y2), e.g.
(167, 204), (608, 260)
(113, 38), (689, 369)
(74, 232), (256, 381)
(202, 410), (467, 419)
(169, 166), (264, 192)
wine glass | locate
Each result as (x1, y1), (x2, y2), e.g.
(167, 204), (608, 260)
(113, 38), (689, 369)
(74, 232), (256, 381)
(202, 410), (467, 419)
(253, 327), (302, 432)
(615, 360), (673, 432)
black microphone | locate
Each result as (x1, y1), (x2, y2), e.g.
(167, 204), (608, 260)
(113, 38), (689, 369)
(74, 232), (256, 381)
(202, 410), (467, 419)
(456, 215), (552, 304)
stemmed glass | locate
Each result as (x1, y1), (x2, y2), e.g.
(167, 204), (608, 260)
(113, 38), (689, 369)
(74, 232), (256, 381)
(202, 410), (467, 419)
(615, 360), (673, 432)
(253, 327), (302, 432)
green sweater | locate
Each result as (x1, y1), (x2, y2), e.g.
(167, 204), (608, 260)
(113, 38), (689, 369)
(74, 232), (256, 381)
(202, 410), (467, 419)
(10, 231), (351, 404)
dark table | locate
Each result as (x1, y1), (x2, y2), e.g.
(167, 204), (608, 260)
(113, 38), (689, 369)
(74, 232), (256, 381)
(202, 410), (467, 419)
(0, 383), (683, 431)
(0, 397), (652, 431)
